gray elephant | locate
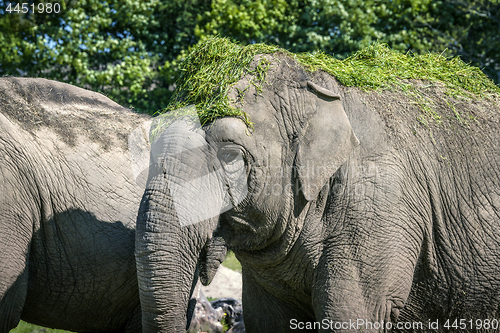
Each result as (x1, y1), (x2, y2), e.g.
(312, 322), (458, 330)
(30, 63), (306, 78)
(0, 77), (151, 332)
(136, 48), (500, 332)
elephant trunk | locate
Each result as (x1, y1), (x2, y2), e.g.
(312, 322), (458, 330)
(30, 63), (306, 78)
(135, 172), (205, 332)
(136, 114), (227, 331)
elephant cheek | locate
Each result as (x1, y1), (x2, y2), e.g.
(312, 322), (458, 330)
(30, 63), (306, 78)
(166, 169), (230, 227)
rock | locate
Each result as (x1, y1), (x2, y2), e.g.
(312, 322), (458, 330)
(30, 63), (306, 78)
(227, 320), (245, 333)
(210, 298), (244, 333)
(188, 290), (224, 333)
(188, 278), (246, 333)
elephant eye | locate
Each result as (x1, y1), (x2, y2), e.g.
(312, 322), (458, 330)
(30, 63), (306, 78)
(217, 145), (248, 204)
(217, 145), (241, 163)
(219, 151), (239, 163)
(217, 147), (245, 173)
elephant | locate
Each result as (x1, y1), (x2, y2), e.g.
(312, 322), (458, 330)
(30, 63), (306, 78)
(136, 48), (500, 333)
(0, 77), (151, 332)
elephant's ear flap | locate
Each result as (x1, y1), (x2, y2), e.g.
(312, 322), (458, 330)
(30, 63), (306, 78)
(296, 82), (360, 201)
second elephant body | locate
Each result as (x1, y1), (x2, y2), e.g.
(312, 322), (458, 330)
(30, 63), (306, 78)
(0, 78), (150, 332)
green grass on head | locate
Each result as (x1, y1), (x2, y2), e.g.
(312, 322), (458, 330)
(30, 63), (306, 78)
(295, 44), (500, 97)
(164, 37), (279, 125)
(162, 37), (500, 125)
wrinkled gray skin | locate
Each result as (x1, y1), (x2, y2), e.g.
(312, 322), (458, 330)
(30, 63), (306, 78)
(136, 56), (500, 332)
(0, 78), (150, 332)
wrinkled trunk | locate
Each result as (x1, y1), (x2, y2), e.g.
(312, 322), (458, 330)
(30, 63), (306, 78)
(136, 114), (229, 331)
(135, 168), (211, 332)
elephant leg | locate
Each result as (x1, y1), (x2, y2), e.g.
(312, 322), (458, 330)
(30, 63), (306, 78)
(0, 211), (32, 333)
(242, 271), (316, 332)
(312, 239), (416, 333)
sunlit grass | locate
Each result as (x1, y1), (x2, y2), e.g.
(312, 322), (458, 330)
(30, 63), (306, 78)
(10, 321), (70, 333)
(295, 44), (500, 98)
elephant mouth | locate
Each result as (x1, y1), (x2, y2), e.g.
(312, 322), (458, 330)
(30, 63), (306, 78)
(219, 213), (267, 249)
(221, 213), (253, 229)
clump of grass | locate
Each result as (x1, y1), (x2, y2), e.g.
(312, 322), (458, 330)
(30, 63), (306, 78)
(164, 37), (279, 125)
(161, 37), (500, 125)
(295, 44), (500, 98)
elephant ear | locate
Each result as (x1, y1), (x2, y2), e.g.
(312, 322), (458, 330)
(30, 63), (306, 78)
(198, 236), (227, 286)
(295, 81), (360, 201)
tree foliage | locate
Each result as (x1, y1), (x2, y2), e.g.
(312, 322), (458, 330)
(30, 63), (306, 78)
(197, 0), (500, 82)
(427, 0), (500, 83)
(1, 0), (498, 114)
(0, 0), (210, 113)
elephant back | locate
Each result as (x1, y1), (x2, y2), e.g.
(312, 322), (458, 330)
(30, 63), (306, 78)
(0, 77), (149, 150)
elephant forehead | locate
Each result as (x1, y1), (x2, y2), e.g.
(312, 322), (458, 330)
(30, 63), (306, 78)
(206, 117), (249, 143)
(162, 119), (207, 152)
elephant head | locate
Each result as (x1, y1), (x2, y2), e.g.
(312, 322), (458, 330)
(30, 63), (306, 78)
(135, 106), (247, 331)
(135, 56), (359, 331)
